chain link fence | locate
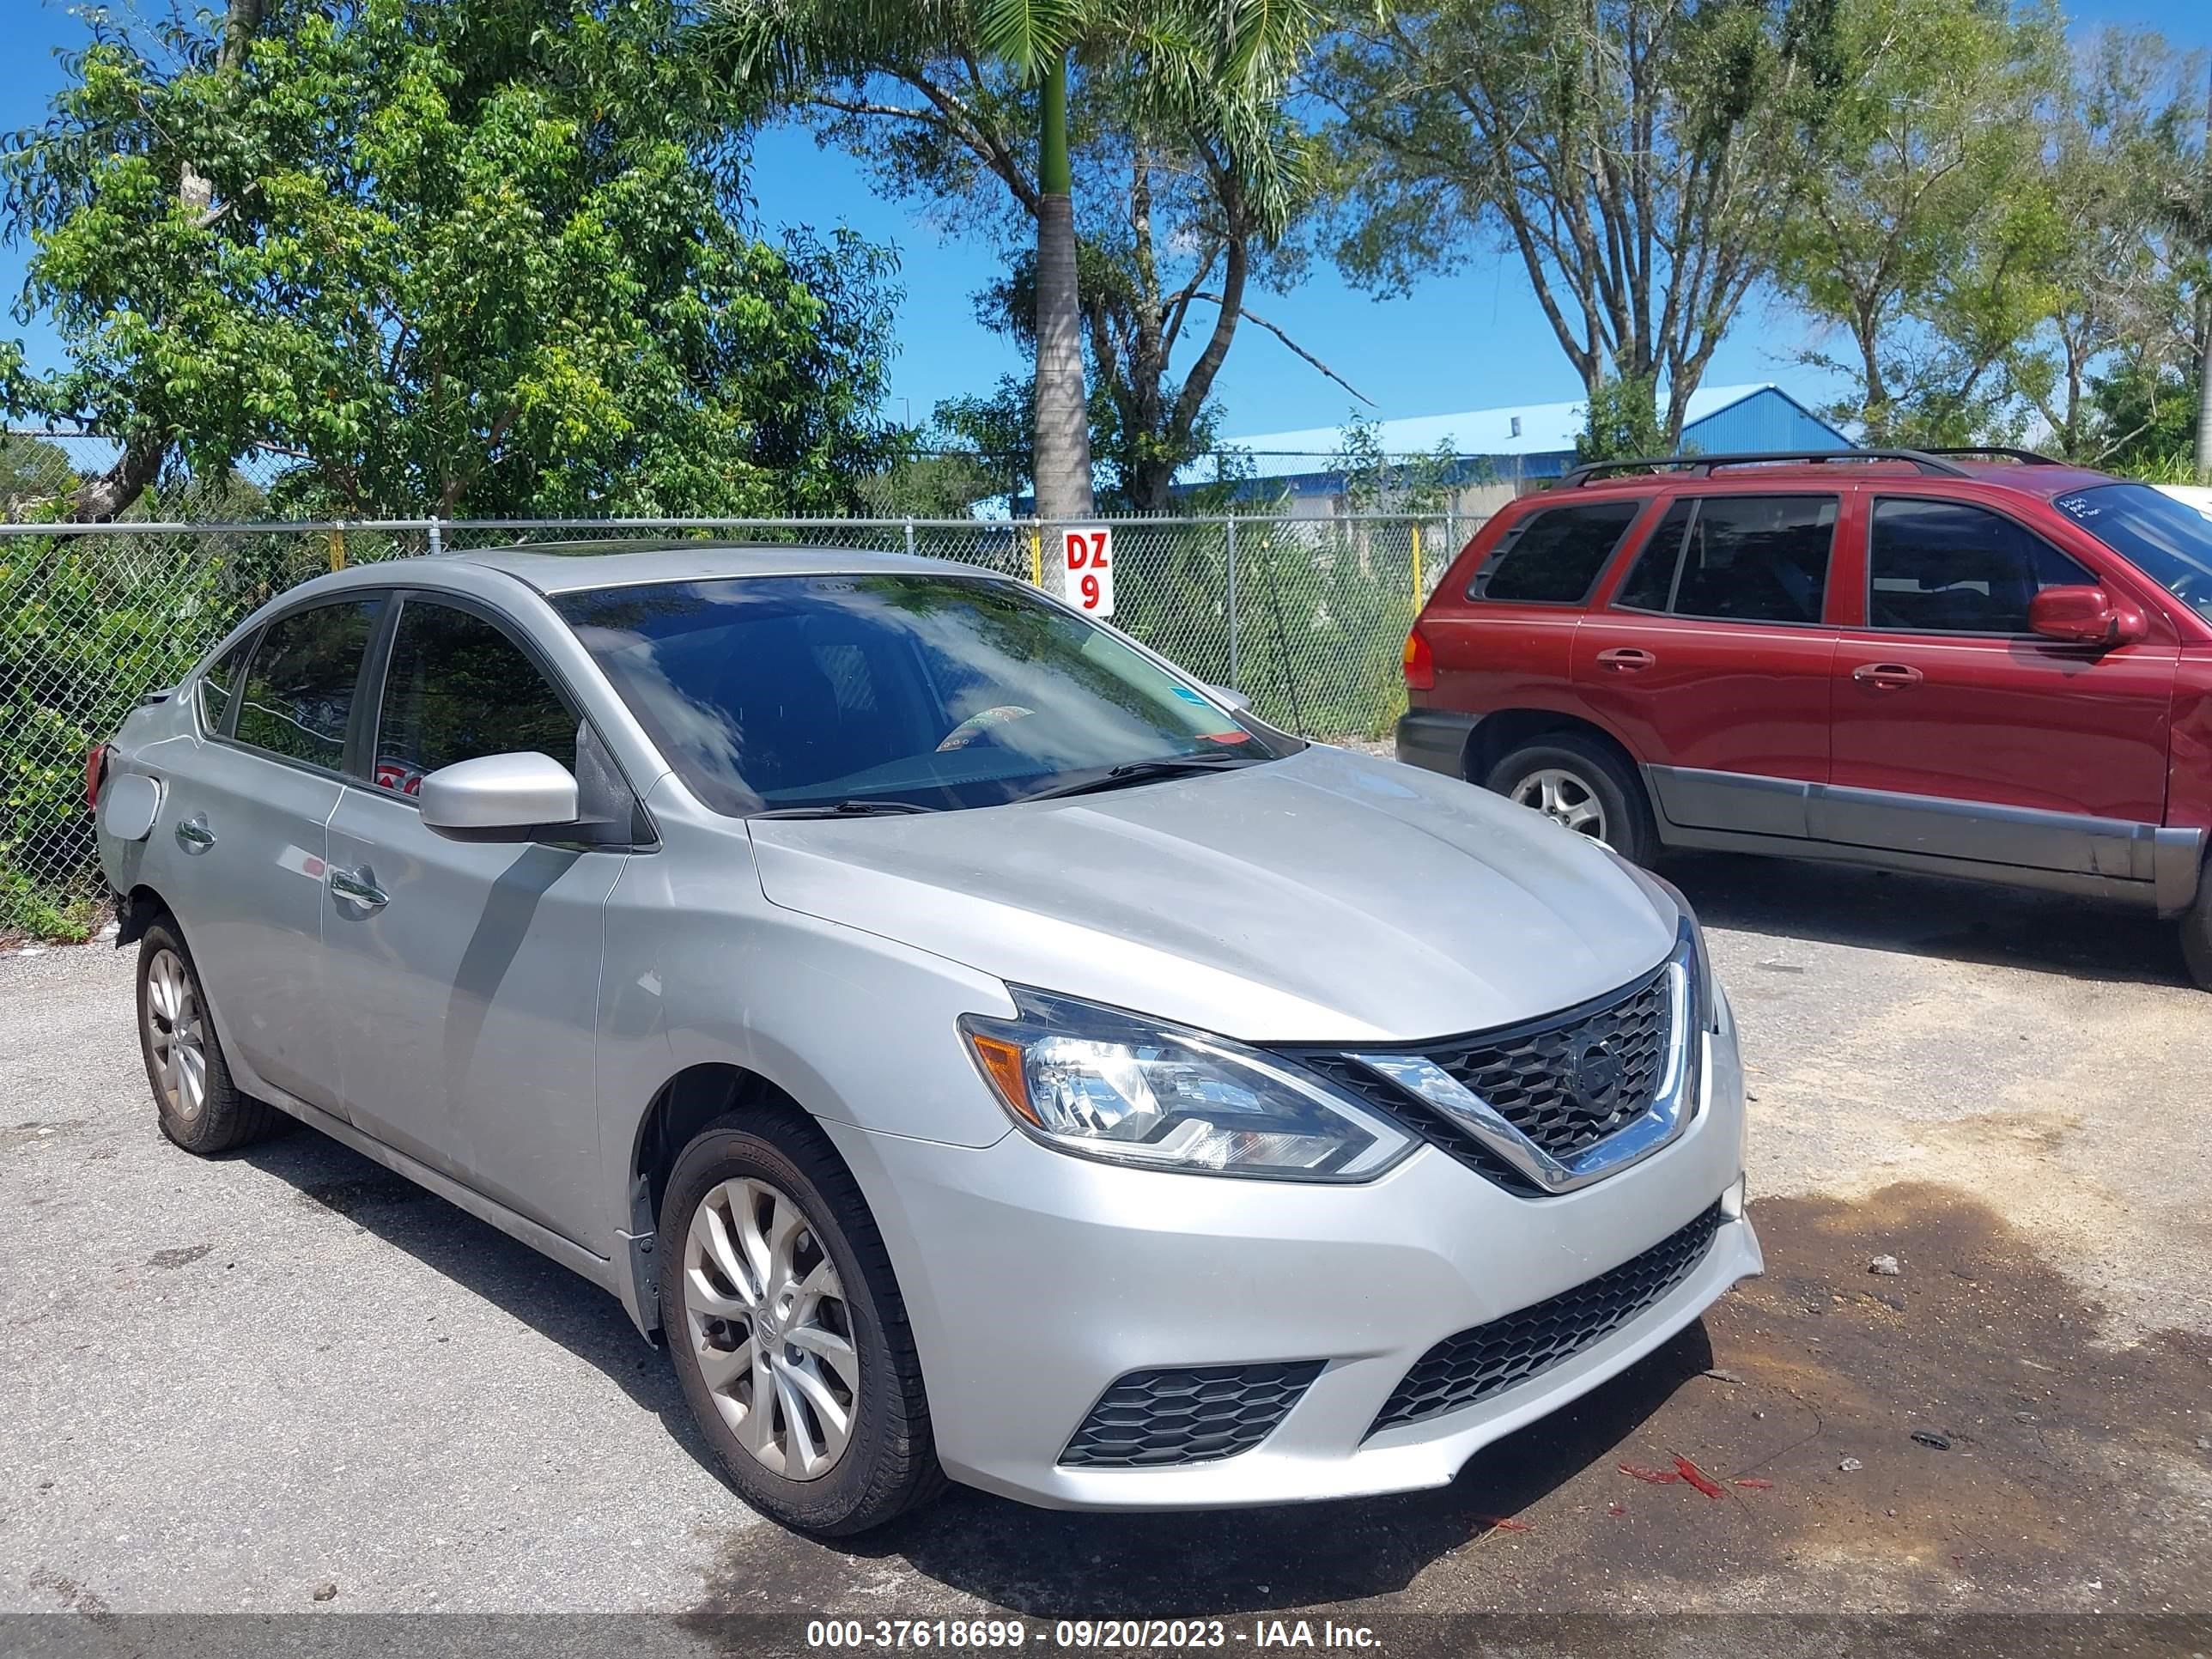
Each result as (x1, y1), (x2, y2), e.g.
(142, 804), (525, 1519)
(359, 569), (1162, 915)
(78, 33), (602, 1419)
(2, 509), (1479, 939)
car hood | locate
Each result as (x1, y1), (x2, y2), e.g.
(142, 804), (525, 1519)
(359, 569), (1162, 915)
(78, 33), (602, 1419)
(747, 745), (1677, 1043)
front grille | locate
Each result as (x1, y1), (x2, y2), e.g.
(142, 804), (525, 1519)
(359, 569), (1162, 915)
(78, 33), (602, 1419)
(1059, 1361), (1324, 1468)
(1368, 1201), (1723, 1435)
(1432, 969), (1670, 1159)
(1290, 960), (1677, 1192)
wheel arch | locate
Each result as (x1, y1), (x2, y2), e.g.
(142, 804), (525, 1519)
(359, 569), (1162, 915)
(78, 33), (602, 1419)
(1468, 708), (1644, 789)
(623, 1061), (857, 1340)
(115, 882), (173, 946)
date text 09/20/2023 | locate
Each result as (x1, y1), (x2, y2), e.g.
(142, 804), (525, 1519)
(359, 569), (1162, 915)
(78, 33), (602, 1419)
(805, 1619), (1382, 1650)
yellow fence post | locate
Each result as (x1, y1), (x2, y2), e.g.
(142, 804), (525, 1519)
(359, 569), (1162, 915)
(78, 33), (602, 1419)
(1029, 525), (1043, 587)
(1410, 522), (1422, 611)
(326, 527), (348, 572)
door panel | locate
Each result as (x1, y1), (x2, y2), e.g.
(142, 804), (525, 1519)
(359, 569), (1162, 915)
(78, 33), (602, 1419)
(1575, 493), (1843, 834)
(162, 743), (342, 1106)
(1824, 496), (2179, 866)
(323, 786), (620, 1247)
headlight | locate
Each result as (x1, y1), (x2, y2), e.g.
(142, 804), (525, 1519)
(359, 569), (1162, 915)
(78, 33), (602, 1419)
(958, 988), (1415, 1182)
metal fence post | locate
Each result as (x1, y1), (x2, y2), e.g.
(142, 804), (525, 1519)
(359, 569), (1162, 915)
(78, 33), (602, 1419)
(428, 516), (443, 558)
(903, 517), (915, 558)
(1225, 515), (1240, 690)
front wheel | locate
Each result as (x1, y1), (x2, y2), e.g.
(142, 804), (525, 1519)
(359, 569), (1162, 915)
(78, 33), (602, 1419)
(1484, 735), (1657, 865)
(658, 1114), (945, 1534)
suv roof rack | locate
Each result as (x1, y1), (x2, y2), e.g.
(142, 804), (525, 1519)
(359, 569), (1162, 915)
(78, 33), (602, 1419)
(1914, 446), (2063, 466)
(1559, 447), (1971, 488)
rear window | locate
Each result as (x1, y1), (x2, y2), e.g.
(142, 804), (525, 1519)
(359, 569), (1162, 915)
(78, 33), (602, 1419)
(1614, 495), (1837, 624)
(1468, 500), (1644, 604)
(233, 599), (381, 769)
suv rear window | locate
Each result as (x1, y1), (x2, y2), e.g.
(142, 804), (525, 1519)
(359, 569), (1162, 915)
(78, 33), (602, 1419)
(1614, 495), (1837, 623)
(1468, 500), (1644, 604)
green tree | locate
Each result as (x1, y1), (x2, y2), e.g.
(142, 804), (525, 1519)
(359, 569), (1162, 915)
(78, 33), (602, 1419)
(1774, 0), (2066, 446)
(0, 0), (905, 520)
(1316, 0), (1837, 446)
(2001, 32), (2198, 460)
(707, 0), (1322, 524)
(1576, 374), (1670, 463)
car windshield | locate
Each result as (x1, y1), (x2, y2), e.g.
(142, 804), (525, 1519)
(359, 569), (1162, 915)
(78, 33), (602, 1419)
(553, 572), (1296, 814)
(2051, 484), (2212, 622)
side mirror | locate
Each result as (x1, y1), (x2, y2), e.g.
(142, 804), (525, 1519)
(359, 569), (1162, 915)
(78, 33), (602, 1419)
(2027, 585), (2145, 648)
(1208, 684), (1252, 713)
(418, 751), (580, 842)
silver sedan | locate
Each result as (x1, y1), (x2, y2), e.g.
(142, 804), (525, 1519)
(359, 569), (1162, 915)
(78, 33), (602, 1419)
(92, 544), (1759, 1534)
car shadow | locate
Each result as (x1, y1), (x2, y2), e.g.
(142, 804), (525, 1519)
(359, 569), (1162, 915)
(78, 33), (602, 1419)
(1662, 850), (2191, 988)
(237, 1116), (1715, 1617)
(750, 1322), (1716, 1618)
(230, 1122), (718, 1470)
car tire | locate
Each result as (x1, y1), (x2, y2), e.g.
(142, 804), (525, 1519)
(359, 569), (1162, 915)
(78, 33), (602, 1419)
(658, 1111), (945, 1535)
(2180, 875), (2212, 991)
(136, 919), (282, 1155)
(1484, 735), (1657, 865)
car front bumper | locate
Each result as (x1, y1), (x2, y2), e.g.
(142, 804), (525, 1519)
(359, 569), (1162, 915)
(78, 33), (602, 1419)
(823, 1005), (1758, 1512)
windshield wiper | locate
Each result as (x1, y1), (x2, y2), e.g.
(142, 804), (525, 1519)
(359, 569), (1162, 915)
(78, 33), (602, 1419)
(750, 799), (942, 818)
(1018, 752), (1264, 804)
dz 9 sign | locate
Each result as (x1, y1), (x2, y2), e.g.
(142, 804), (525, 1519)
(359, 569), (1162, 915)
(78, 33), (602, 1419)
(1061, 526), (1115, 617)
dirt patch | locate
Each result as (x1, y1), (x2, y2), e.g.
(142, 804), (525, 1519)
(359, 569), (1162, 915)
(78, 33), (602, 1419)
(146, 1243), (213, 1270)
(689, 1184), (2212, 1622)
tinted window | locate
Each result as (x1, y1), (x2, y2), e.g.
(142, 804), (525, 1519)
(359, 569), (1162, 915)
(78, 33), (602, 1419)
(1469, 501), (1644, 604)
(2053, 483), (2212, 622)
(1613, 500), (1694, 611)
(555, 574), (1296, 815)
(1671, 495), (1836, 623)
(1869, 500), (2093, 634)
(197, 634), (254, 733)
(234, 600), (380, 768)
(372, 601), (579, 799)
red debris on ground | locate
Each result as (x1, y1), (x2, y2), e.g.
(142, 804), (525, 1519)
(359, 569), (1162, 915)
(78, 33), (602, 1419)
(1618, 1463), (1681, 1484)
(1480, 1516), (1534, 1533)
(1733, 1478), (1774, 1490)
(1607, 1504), (1627, 1516)
(1672, 1455), (1727, 1498)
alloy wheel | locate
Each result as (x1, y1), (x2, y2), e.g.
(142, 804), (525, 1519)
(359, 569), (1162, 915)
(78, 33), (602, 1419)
(1510, 766), (1610, 844)
(143, 947), (210, 1121)
(683, 1176), (859, 1480)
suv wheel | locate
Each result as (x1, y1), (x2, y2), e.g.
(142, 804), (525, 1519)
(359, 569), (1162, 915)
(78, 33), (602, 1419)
(2180, 877), (2212, 991)
(659, 1114), (945, 1535)
(136, 920), (282, 1154)
(1485, 735), (1656, 865)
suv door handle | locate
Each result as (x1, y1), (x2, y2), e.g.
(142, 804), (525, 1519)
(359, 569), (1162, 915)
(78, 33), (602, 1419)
(328, 866), (390, 912)
(174, 816), (216, 854)
(1595, 647), (1656, 672)
(1851, 662), (1923, 689)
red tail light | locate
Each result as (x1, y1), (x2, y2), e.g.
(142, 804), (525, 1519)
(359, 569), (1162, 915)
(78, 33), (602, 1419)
(1402, 626), (1436, 692)
(85, 744), (111, 811)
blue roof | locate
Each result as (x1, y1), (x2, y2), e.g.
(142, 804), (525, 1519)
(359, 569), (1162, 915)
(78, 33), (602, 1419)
(1216, 384), (1846, 483)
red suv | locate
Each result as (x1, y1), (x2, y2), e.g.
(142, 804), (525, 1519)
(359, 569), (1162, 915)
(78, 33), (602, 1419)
(1396, 448), (2212, 986)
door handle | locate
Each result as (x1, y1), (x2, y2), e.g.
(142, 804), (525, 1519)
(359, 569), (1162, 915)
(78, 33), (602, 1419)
(1595, 647), (1656, 672)
(1851, 662), (1923, 689)
(328, 866), (390, 911)
(173, 816), (216, 854)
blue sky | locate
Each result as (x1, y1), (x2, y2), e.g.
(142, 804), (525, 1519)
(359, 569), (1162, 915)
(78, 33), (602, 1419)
(3, 0), (2206, 446)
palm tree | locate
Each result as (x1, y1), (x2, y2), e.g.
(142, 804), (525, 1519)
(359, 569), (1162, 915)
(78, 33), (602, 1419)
(705, 0), (1317, 526)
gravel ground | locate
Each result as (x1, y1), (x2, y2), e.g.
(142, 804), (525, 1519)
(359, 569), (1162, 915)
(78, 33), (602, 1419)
(3, 852), (2209, 1643)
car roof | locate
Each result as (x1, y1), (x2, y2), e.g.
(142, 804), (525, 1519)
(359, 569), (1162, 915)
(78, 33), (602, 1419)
(434, 540), (1005, 595)
(1553, 457), (2119, 502)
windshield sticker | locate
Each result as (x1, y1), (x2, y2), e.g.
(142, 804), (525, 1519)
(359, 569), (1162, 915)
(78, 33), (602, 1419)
(2057, 494), (2098, 519)
(1170, 685), (1212, 705)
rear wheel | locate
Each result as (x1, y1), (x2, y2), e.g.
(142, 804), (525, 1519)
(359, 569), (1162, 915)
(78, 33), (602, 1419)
(136, 921), (280, 1154)
(1484, 735), (1657, 866)
(658, 1113), (945, 1534)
